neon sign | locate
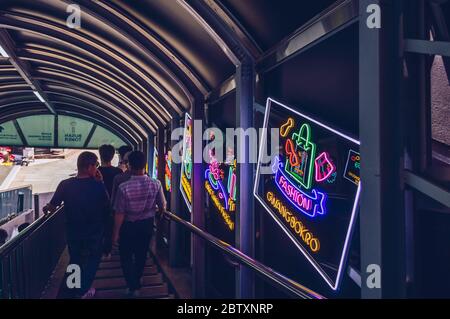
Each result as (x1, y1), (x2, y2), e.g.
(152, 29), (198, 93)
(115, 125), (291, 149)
(254, 98), (361, 291)
(204, 132), (237, 231)
(180, 113), (192, 211)
(165, 150), (172, 192)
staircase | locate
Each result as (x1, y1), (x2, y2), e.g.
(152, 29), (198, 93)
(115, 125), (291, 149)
(92, 251), (174, 299)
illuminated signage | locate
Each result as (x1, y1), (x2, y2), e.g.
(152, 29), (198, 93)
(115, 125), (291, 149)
(180, 113), (192, 211)
(204, 143), (237, 231)
(165, 150), (172, 192)
(254, 98), (360, 290)
(152, 147), (158, 179)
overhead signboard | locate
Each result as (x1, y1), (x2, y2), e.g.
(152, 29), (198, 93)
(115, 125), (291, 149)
(152, 147), (158, 179)
(58, 115), (93, 148)
(204, 133), (237, 232)
(254, 98), (361, 290)
(165, 150), (172, 192)
(180, 113), (192, 212)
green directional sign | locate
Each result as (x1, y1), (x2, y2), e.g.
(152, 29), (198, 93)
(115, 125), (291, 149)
(58, 115), (93, 148)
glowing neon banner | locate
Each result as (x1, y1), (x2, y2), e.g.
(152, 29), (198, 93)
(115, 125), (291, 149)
(254, 98), (361, 291)
(180, 113), (192, 212)
(165, 150), (172, 192)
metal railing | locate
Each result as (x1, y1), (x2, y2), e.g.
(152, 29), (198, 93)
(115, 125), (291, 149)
(163, 210), (324, 299)
(0, 206), (66, 299)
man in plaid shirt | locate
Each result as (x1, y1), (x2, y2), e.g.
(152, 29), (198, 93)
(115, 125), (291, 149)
(112, 151), (166, 297)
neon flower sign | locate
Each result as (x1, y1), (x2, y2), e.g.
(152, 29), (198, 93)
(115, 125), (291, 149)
(254, 98), (361, 291)
(180, 113), (192, 212)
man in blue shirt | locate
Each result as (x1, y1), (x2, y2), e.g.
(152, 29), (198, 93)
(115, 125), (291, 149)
(44, 151), (110, 299)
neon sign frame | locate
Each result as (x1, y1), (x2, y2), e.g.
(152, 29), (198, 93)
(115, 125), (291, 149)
(254, 98), (361, 291)
(180, 113), (192, 212)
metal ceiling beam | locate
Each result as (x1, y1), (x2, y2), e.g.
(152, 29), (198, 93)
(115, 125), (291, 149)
(0, 28), (56, 114)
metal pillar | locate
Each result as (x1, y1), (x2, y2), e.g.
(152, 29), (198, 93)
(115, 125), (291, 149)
(169, 116), (184, 266)
(359, 0), (406, 298)
(235, 60), (255, 299)
(191, 94), (206, 298)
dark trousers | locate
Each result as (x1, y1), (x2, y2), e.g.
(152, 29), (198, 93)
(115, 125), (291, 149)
(67, 234), (103, 296)
(119, 218), (154, 290)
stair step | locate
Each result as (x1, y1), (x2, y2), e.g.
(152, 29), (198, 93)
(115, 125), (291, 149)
(94, 283), (169, 299)
(98, 259), (153, 269)
(95, 265), (158, 278)
(93, 274), (163, 290)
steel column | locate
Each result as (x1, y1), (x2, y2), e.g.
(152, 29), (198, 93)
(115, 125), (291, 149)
(359, 0), (406, 298)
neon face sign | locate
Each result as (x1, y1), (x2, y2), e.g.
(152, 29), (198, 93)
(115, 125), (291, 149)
(165, 150), (172, 192)
(180, 113), (192, 212)
(254, 98), (361, 291)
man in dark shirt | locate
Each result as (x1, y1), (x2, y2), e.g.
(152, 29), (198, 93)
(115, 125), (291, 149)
(44, 151), (110, 299)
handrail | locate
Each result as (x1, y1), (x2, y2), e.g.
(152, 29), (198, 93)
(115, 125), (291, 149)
(0, 205), (63, 256)
(163, 210), (325, 299)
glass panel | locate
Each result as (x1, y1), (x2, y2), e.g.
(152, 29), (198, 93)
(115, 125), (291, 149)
(0, 121), (22, 146)
(17, 115), (54, 147)
(58, 116), (93, 148)
(86, 125), (126, 149)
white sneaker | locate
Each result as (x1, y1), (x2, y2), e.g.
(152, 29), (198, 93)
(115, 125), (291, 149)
(81, 288), (96, 299)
